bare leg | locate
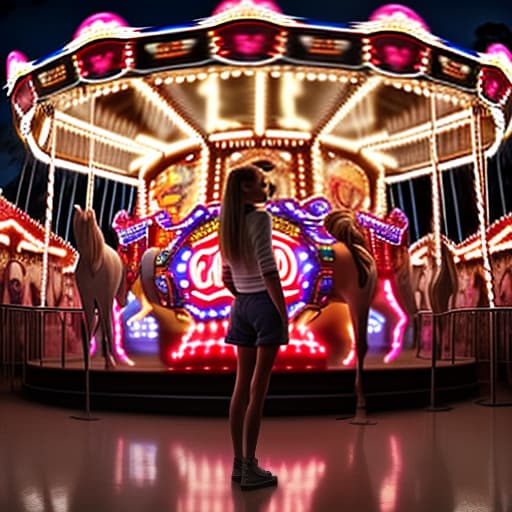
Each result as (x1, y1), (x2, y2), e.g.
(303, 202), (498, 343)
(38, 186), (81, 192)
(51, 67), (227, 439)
(230, 346), (256, 459)
(244, 345), (279, 460)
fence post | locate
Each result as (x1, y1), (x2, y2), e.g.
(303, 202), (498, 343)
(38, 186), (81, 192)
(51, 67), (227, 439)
(427, 311), (452, 412)
(476, 308), (512, 407)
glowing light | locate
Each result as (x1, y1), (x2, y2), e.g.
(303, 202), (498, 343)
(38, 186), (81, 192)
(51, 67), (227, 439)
(383, 279), (407, 363)
(6, 50), (28, 81)
(342, 321), (356, 367)
(212, 0), (282, 16)
(73, 12), (129, 40)
(0, 218), (71, 258)
(356, 209), (408, 245)
(470, 106), (495, 306)
(486, 43), (512, 63)
(168, 321), (327, 371)
(278, 72), (311, 131)
(368, 4), (429, 32)
(254, 71), (267, 136)
(199, 74), (241, 132)
(379, 435), (402, 512)
(113, 298), (134, 365)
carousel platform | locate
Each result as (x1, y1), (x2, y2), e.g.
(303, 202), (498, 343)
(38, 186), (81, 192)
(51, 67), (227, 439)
(22, 349), (479, 416)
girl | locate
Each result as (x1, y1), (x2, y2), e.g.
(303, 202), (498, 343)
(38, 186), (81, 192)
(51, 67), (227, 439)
(219, 164), (288, 491)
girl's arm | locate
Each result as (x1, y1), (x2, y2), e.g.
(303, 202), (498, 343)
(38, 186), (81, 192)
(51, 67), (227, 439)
(263, 270), (288, 328)
(222, 262), (238, 296)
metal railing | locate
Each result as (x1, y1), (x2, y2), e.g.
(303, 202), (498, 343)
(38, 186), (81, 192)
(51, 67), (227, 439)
(2, 304), (511, 406)
(417, 307), (512, 406)
(0, 304), (84, 389)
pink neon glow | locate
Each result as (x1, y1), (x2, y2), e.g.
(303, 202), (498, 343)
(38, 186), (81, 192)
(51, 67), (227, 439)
(168, 320), (326, 371)
(212, 0), (282, 16)
(486, 43), (512, 62)
(383, 279), (407, 363)
(186, 230), (304, 312)
(88, 51), (115, 74)
(342, 348), (355, 367)
(113, 298), (134, 366)
(6, 50), (28, 80)
(73, 12), (129, 40)
(379, 435), (402, 512)
(89, 334), (96, 356)
(369, 4), (429, 32)
(382, 44), (414, 69)
(233, 33), (267, 55)
(89, 299), (133, 365)
(342, 322), (356, 367)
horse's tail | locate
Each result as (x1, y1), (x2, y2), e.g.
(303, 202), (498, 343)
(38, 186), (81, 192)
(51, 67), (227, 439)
(115, 259), (128, 308)
(324, 209), (376, 289)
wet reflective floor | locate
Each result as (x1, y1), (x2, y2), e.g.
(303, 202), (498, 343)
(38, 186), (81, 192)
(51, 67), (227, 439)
(1, 382), (512, 512)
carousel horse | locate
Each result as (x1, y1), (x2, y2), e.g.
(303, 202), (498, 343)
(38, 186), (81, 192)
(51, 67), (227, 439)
(322, 208), (378, 421)
(429, 239), (458, 314)
(127, 248), (193, 363)
(72, 205), (127, 368)
(1, 260), (28, 305)
(428, 239), (459, 358)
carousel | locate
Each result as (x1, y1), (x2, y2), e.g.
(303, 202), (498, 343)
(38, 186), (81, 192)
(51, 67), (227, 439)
(3, 0), (512, 413)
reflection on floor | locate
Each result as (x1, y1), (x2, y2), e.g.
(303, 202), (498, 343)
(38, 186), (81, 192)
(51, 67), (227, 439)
(1, 379), (511, 512)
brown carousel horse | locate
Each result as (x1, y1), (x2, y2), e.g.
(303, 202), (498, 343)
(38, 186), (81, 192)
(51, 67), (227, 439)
(303, 208), (378, 422)
(295, 208), (377, 424)
(72, 205), (127, 368)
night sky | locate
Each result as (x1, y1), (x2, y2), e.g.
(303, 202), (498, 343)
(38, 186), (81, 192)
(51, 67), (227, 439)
(0, 0), (511, 243)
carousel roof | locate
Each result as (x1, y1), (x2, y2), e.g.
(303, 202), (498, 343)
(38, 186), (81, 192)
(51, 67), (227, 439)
(5, 1), (512, 187)
(0, 195), (77, 268)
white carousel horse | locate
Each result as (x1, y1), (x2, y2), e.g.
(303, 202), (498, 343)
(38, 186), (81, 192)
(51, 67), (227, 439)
(321, 208), (378, 421)
(72, 205), (127, 368)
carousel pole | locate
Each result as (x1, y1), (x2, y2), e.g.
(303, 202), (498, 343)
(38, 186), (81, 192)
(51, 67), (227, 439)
(71, 93), (99, 421)
(426, 92), (451, 412)
(472, 105), (511, 408)
(41, 103), (56, 309)
(38, 103), (57, 371)
(85, 95), (96, 211)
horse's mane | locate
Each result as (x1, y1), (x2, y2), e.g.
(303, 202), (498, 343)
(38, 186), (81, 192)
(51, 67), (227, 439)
(73, 207), (105, 274)
(324, 209), (375, 288)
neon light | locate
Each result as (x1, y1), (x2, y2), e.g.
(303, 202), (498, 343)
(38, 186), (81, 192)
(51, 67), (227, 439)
(342, 321), (356, 367)
(167, 320), (327, 371)
(369, 4), (429, 32)
(486, 43), (512, 63)
(73, 12), (129, 40)
(212, 0), (282, 16)
(356, 209), (408, 245)
(6, 50), (28, 81)
(383, 279), (407, 363)
(113, 298), (134, 365)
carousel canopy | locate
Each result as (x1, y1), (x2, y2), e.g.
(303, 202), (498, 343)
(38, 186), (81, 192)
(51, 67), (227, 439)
(5, 1), (512, 190)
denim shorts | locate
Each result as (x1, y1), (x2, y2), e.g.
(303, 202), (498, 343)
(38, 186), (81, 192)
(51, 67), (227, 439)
(225, 291), (288, 347)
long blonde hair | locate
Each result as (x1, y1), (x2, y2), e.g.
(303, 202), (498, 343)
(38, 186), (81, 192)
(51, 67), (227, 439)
(324, 209), (375, 288)
(219, 165), (259, 265)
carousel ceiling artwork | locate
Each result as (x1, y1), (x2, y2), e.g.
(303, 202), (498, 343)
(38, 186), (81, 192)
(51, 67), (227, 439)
(5, 0), (512, 218)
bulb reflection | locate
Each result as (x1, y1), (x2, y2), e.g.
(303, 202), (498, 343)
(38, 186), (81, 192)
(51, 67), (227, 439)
(171, 444), (325, 512)
(379, 435), (401, 512)
(114, 437), (158, 488)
